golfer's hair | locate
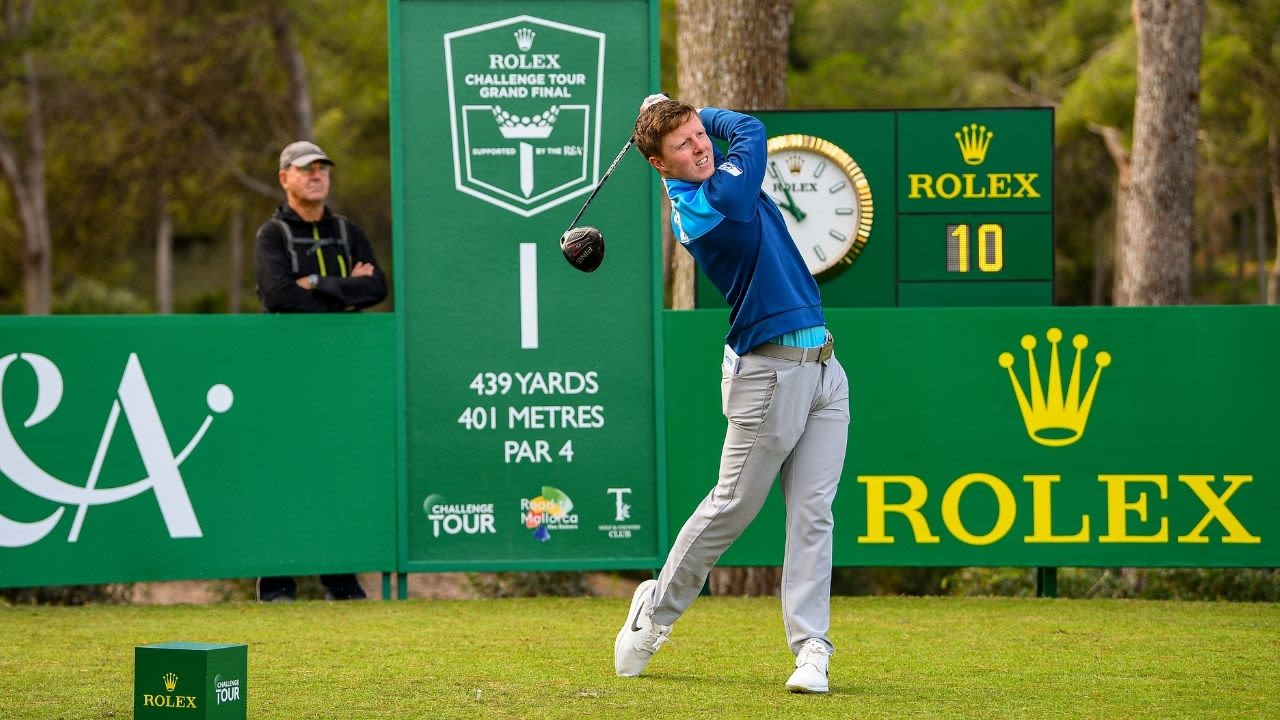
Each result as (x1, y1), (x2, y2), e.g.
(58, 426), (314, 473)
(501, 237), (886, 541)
(634, 99), (697, 161)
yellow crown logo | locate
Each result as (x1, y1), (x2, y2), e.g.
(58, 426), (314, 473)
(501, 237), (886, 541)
(786, 154), (804, 174)
(998, 328), (1111, 447)
(163, 672), (178, 692)
(955, 123), (994, 165)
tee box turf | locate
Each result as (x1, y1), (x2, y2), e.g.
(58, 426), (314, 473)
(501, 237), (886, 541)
(134, 642), (247, 720)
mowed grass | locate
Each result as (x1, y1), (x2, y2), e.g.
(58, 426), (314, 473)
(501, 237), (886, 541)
(0, 595), (1275, 719)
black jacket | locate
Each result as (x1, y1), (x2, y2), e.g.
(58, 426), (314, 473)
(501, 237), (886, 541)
(254, 205), (388, 312)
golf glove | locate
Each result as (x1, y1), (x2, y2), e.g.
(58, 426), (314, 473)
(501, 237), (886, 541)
(639, 93), (669, 112)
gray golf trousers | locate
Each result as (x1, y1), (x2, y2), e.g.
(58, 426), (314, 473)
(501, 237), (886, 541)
(651, 338), (850, 655)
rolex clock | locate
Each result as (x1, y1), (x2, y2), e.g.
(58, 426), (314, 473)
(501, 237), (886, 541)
(763, 134), (874, 281)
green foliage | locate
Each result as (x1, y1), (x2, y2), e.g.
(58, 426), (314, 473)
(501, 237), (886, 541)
(465, 572), (595, 598)
(0, 1), (1277, 310)
(52, 278), (151, 314)
(943, 567), (1280, 601)
(0, 583), (133, 606)
(832, 566), (952, 595)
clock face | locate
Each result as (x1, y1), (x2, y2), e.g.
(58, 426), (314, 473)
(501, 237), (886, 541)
(763, 134), (873, 281)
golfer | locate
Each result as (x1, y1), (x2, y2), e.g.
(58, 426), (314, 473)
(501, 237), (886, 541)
(614, 96), (850, 693)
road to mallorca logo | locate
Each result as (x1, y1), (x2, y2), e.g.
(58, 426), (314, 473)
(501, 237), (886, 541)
(0, 352), (232, 548)
(998, 328), (1110, 447)
(520, 486), (577, 541)
(444, 15), (605, 217)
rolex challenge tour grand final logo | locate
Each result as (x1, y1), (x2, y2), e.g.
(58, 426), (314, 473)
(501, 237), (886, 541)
(0, 352), (232, 548)
(444, 15), (605, 216)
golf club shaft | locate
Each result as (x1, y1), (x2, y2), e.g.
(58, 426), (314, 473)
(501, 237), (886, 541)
(564, 135), (635, 234)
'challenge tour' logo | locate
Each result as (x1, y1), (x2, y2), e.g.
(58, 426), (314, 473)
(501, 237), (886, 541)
(422, 493), (497, 537)
(213, 673), (242, 706)
(0, 352), (232, 548)
(520, 486), (577, 541)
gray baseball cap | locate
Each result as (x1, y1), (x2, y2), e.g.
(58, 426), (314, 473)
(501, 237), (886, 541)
(279, 141), (334, 170)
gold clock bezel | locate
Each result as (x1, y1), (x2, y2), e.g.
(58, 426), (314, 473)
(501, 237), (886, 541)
(766, 134), (874, 281)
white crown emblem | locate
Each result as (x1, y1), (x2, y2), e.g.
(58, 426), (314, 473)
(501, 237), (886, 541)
(514, 27), (536, 52)
(491, 105), (559, 140)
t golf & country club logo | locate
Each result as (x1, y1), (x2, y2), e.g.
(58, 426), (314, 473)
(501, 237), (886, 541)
(997, 328), (1110, 447)
(597, 486), (641, 540)
(0, 352), (233, 548)
(520, 485), (577, 541)
(444, 15), (605, 217)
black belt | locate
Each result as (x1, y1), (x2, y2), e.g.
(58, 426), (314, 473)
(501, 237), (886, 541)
(751, 335), (834, 363)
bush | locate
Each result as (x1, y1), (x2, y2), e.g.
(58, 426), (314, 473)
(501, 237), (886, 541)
(941, 567), (1280, 601)
(0, 584), (134, 606)
(465, 572), (594, 598)
(53, 278), (151, 314)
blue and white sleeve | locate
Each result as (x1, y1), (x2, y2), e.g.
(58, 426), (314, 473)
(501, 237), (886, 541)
(698, 107), (768, 222)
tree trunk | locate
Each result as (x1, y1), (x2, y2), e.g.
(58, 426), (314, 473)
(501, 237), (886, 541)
(1090, 205), (1110, 305)
(1256, 178), (1268, 302)
(1114, 0), (1204, 306)
(268, 3), (313, 140)
(0, 21), (53, 315)
(154, 189), (173, 314)
(675, 0), (794, 596)
(1089, 124), (1131, 306)
(1267, 128), (1280, 304)
(229, 206), (244, 313)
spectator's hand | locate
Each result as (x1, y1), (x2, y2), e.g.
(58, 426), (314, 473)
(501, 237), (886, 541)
(294, 276), (312, 289)
(351, 262), (375, 278)
(639, 93), (669, 114)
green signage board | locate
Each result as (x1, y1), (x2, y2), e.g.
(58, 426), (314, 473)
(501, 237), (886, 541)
(665, 306), (1279, 567)
(135, 642), (247, 720)
(697, 108), (1054, 309)
(390, 0), (663, 571)
(0, 316), (396, 588)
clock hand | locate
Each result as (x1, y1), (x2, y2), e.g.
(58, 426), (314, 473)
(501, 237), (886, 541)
(769, 194), (808, 222)
(768, 162), (807, 221)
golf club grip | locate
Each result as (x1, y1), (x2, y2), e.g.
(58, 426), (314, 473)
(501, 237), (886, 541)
(565, 136), (635, 233)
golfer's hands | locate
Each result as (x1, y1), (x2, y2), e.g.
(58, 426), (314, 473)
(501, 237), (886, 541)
(351, 262), (375, 278)
(639, 93), (669, 113)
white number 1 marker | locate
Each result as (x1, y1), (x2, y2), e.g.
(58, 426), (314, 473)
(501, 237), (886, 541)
(520, 243), (539, 349)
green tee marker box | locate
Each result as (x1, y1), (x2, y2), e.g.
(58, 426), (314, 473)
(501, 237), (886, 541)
(134, 642), (247, 720)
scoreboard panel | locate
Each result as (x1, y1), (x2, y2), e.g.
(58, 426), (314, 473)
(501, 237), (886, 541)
(694, 108), (1054, 309)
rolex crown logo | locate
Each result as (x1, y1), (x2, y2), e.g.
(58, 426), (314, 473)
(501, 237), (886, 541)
(998, 328), (1111, 447)
(786, 154), (804, 174)
(163, 672), (178, 692)
(955, 123), (994, 166)
(514, 27), (536, 52)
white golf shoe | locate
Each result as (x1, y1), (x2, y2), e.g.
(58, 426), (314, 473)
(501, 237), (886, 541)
(614, 579), (671, 677)
(786, 638), (831, 693)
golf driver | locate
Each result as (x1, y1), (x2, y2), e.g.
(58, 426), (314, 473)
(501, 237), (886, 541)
(560, 134), (635, 272)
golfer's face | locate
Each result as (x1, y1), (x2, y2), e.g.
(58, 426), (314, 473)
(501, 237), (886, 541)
(280, 162), (331, 204)
(657, 115), (714, 183)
